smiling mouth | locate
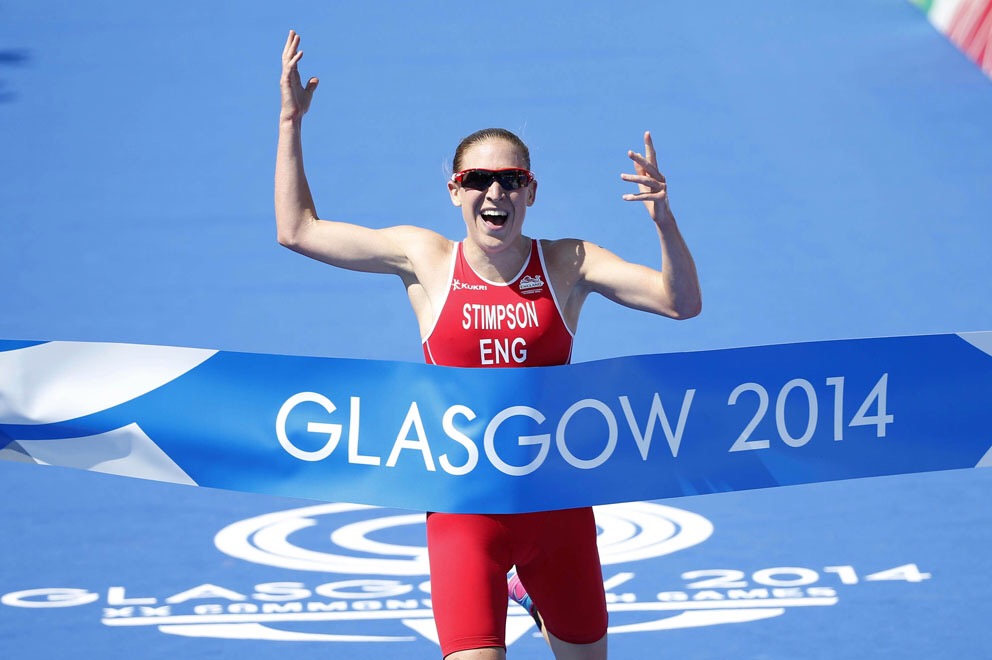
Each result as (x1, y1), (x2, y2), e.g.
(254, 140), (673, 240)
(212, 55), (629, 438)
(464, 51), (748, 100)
(481, 209), (508, 227)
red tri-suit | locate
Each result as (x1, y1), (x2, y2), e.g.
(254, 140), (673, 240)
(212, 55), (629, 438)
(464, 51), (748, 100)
(423, 239), (608, 656)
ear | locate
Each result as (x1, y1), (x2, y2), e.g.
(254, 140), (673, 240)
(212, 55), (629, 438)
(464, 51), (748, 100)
(526, 180), (538, 206)
(447, 179), (462, 207)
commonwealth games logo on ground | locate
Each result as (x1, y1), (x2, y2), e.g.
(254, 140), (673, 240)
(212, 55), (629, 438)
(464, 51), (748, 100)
(0, 501), (932, 649)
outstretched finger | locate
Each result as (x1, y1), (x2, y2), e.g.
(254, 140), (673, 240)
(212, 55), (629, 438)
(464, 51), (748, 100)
(644, 131), (657, 167)
(621, 172), (662, 188)
(622, 191), (665, 202)
(283, 30), (299, 60)
(628, 150), (662, 178)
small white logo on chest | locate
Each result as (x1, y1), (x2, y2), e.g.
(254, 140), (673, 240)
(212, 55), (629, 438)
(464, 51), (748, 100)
(453, 279), (487, 291)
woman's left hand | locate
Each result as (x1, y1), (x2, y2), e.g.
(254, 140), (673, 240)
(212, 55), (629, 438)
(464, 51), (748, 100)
(621, 131), (673, 224)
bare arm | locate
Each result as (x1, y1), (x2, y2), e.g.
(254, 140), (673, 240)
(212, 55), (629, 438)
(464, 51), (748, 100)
(274, 30), (445, 276)
(560, 132), (701, 321)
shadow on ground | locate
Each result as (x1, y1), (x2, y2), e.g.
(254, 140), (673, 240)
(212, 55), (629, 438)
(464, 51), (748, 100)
(0, 49), (29, 103)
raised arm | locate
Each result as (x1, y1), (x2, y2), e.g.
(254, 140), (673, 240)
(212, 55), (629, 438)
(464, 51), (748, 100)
(555, 132), (701, 323)
(274, 30), (445, 276)
(275, 30), (319, 248)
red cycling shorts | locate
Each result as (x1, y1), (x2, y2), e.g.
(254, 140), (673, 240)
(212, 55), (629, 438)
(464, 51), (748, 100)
(426, 507), (608, 657)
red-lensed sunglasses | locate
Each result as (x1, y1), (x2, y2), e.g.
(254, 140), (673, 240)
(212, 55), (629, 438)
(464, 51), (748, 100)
(451, 168), (535, 191)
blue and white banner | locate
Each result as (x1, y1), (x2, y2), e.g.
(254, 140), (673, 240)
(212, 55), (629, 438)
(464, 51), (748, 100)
(1, 333), (990, 513)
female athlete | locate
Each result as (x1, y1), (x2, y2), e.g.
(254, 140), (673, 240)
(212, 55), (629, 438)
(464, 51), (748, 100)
(276, 30), (701, 660)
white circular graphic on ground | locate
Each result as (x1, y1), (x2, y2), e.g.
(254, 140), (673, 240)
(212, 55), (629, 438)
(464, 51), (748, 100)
(214, 501), (713, 575)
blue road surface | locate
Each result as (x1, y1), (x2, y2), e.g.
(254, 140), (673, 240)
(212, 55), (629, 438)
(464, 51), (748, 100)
(2, 461), (991, 659)
(1, 1), (991, 657)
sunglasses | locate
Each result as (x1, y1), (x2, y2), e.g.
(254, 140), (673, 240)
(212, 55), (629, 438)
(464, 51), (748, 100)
(452, 168), (535, 191)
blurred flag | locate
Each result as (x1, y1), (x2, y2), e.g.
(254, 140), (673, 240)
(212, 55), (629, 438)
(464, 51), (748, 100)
(912, 0), (992, 76)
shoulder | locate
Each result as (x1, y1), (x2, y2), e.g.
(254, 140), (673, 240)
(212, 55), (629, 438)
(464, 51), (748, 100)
(383, 224), (451, 247)
(383, 225), (455, 265)
(540, 237), (584, 266)
(540, 237), (618, 280)
(538, 238), (587, 298)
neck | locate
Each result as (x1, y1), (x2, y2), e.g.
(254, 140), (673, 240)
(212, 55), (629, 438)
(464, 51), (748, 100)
(462, 235), (532, 283)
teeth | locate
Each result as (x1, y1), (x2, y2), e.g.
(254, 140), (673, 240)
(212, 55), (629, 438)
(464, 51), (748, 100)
(480, 209), (508, 227)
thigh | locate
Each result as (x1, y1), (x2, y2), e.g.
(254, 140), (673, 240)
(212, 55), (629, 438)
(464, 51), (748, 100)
(513, 507), (608, 645)
(427, 513), (513, 657)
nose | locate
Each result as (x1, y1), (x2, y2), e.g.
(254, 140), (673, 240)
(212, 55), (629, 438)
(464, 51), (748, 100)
(486, 179), (506, 199)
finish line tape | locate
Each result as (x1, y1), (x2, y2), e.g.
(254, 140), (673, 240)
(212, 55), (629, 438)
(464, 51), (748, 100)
(1, 333), (990, 513)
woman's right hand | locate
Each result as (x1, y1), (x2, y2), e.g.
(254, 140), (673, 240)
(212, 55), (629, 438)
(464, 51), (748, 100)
(280, 30), (319, 122)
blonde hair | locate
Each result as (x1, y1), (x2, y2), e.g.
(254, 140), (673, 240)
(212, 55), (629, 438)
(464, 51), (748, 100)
(452, 128), (531, 172)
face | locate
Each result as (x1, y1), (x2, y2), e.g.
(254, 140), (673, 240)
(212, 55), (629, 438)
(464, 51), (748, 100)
(447, 139), (537, 255)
